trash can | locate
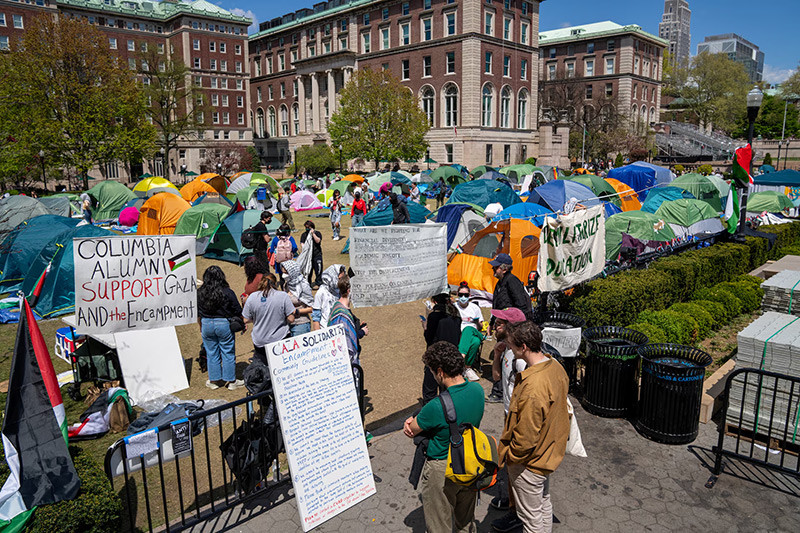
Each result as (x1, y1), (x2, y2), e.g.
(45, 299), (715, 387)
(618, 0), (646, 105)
(582, 327), (648, 418)
(540, 313), (586, 383)
(635, 344), (712, 444)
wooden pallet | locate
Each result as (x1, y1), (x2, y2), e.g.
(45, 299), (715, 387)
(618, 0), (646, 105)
(724, 423), (800, 457)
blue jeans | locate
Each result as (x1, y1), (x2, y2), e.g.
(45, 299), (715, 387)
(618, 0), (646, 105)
(290, 322), (311, 337)
(201, 318), (236, 382)
(352, 214), (364, 227)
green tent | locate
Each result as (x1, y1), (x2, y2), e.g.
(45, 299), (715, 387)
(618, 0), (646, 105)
(654, 198), (721, 227)
(703, 174), (731, 200)
(205, 210), (279, 264)
(175, 203), (230, 254)
(471, 165), (497, 178)
(430, 166), (465, 186)
(748, 191), (794, 213)
(498, 164), (537, 184)
(328, 180), (358, 198)
(87, 180), (136, 221)
(605, 211), (676, 261)
(0, 196), (51, 235)
(666, 173), (722, 212)
(564, 175), (620, 206)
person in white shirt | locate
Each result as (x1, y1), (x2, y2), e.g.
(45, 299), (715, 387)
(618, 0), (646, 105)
(455, 281), (484, 331)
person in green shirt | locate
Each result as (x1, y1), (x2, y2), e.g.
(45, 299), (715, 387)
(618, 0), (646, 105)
(404, 341), (485, 533)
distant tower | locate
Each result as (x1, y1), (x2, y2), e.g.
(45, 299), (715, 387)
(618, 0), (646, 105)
(659, 0), (692, 66)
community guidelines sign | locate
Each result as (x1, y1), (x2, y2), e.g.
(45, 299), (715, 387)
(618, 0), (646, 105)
(73, 235), (197, 333)
(537, 205), (605, 292)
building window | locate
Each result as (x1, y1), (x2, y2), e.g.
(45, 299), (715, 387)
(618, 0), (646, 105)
(268, 86), (273, 100)
(445, 144), (453, 164)
(548, 64), (556, 80)
(280, 105), (289, 136)
(567, 44), (574, 56)
(585, 59), (594, 76)
(605, 57), (614, 75)
(500, 87), (511, 128)
(485, 52), (492, 74)
(362, 33), (370, 53)
(587, 42), (594, 54)
(422, 18), (432, 41)
(566, 62), (574, 78)
(255, 60), (262, 77)
(211, 78), (218, 89)
(279, 54), (285, 70)
(341, 18), (348, 32)
(12, 14), (23, 29)
(268, 108), (277, 137)
(238, 113), (245, 126)
(520, 59), (528, 79)
(503, 55), (510, 77)
(423, 56), (432, 77)
(504, 0), (511, 8)
(446, 12), (456, 36)
(446, 52), (455, 74)
(157, 43), (164, 54)
(444, 84), (458, 127)
(0, 14), (6, 27)
(220, 60), (227, 71)
(210, 59), (217, 70)
(504, 144), (511, 165)
(280, 82), (286, 98)
(256, 109), (264, 136)
(257, 87), (262, 102)
(424, 0), (431, 9)
(340, 37), (347, 50)
(235, 44), (242, 54)
(484, 13), (493, 35)
(549, 47), (556, 59)
(293, 80), (298, 97)
(193, 58), (201, 68)
(109, 38), (117, 49)
(212, 112), (219, 124)
(382, 8), (389, 20)
(421, 87), (434, 125)
(236, 61), (242, 73)
(128, 39), (135, 51)
(220, 43), (226, 53)
(634, 56), (640, 75)
(503, 17), (512, 40)
(211, 94), (219, 106)
(292, 103), (300, 133)
(363, 13), (370, 25)
(402, 2), (410, 15)
(223, 112), (230, 125)
(210, 41), (216, 52)
(292, 49), (298, 62)
(195, 76), (202, 87)
(521, 22), (528, 45)
(607, 39), (615, 51)
(481, 84), (493, 127)
(237, 80), (243, 90)
(308, 45), (316, 57)
(585, 85), (593, 99)
(402, 59), (410, 80)
(606, 83), (613, 97)
(522, 1), (529, 14)
(237, 95), (244, 107)
(382, 63), (389, 71)
(381, 28), (389, 50)
(401, 23), (410, 45)
(485, 144), (493, 165)
(517, 90), (528, 129)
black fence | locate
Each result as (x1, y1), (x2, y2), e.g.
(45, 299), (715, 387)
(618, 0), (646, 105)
(707, 368), (800, 489)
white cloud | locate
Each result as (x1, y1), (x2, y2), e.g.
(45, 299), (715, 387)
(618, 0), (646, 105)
(230, 8), (258, 34)
(763, 64), (796, 85)
(559, 21), (572, 28)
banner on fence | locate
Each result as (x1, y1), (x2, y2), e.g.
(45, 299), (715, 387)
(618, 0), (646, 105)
(537, 205), (605, 292)
(73, 235), (197, 333)
(267, 326), (375, 531)
(349, 224), (448, 308)
(542, 327), (582, 358)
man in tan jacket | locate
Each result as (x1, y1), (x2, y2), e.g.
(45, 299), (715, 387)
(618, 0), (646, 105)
(498, 321), (570, 533)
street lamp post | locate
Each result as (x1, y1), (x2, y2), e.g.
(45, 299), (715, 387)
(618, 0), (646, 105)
(180, 164), (187, 184)
(216, 162), (223, 177)
(38, 150), (46, 192)
(293, 148), (298, 177)
(338, 145), (343, 173)
(426, 149), (430, 170)
(737, 86), (763, 236)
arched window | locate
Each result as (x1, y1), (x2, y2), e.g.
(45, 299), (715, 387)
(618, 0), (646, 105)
(481, 84), (494, 127)
(631, 104), (638, 124)
(268, 107), (277, 137)
(444, 84), (458, 127)
(500, 86), (511, 129)
(292, 103), (300, 134)
(640, 105), (647, 125)
(421, 86), (435, 126)
(280, 105), (289, 136)
(256, 108), (265, 138)
(649, 107), (656, 125)
(517, 90), (528, 129)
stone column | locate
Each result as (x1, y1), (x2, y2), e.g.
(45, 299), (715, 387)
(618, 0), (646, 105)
(297, 75), (306, 133)
(343, 67), (352, 86)
(327, 69), (336, 115)
(311, 72), (320, 132)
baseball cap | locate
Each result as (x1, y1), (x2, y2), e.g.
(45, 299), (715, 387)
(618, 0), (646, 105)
(491, 307), (526, 323)
(489, 253), (513, 268)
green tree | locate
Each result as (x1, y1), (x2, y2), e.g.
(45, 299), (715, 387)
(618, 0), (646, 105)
(782, 65), (800, 98)
(763, 153), (773, 166)
(0, 15), (156, 189)
(661, 50), (689, 97)
(287, 144), (337, 175)
(614, 153), (625, 167)
(139, 49), (207, 180)
(681, 52), (750, 133)
(328, 69), (429, 169)
(243, 146), (261, 172)
(731, 93), (800, 139)
(697, 164), (713, 175)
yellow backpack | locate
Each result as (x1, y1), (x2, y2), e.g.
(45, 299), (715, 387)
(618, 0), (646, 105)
(439, 390), (499, 491)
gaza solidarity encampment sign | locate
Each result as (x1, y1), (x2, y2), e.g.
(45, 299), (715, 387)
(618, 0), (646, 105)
(537, 205), (605, 292)
(73, 235), (197, 333)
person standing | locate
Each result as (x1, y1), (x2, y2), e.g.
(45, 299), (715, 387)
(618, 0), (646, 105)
(242, 273), (296, 365)
(281, 260), (314, 337)
(499, 321), (570, 533)
(240, 256), (265, 306)
(436, 177), (447, 208)
(328, 276), (368, 365)
(300, 220), (323, 288)
(277, 190), (295, 231)
(410, 183), (421, 203)
(328, 189), (343, 240)
(390, 192), (410, 224)
(312, 263), (345, 330)
(403, 341), (485, 533)
(269, 224), (298, 287)
(250, 211), (274, 273)
(197, 266), (244, 390)
(421, 293), (462, 403)
(351, 190), (368, 227)
(81, 193), (93, 225)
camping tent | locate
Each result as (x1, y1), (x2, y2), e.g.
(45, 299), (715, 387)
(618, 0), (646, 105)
(492, 202), (552, 227)
(527, 180), (600, 211)
(180, 179), (218, 202)
(137, 193), (191, 235)
(227, 172), (280, 194)
(291, 190), (324, 211)
(175, 203), (230, 254)
(607, 162), (672, 200)
(752, 169), (800, 187)
(0, 196), (52, 235)
(448, 218), (541, 297)
(38, 196), (73, 217)
(640, 187), (694, 213)
(340, 198), (431, 253)
(446, 180), (521, 210)
(192, 193), (233, 207)
(654, 198), (724, 238)
(432, 203), (487, 252)
(498, 164), (537, 184)
(0, 215), (80, 293)
(317, 189), (334, 206)
(132, 177), (180, 198)
(328, 180), (358, 205)
(205, 209), (280, 264)
(87, 180), (137, 221)
(605, 211), (676, 261)
(564, 175), (620, 206)
(430, 166), (466, 186)
(471, 165), (497, 178)
(605, 178), (642, 211)
(198, 173), (228, 194)
(235, 185), (277, 210)
(666, 173), (722, 212)
(747, 191), (794, 213)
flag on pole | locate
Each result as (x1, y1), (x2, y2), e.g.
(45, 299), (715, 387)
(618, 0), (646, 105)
(723, 188), (740, 234)
(0, 299), (80, 531)
(732, 144), (753, 188)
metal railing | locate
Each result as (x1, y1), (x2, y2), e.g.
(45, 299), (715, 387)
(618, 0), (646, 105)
(707, 368), (800, 489)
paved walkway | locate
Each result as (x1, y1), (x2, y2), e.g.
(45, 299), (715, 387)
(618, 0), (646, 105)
(188, 389), (800, 533)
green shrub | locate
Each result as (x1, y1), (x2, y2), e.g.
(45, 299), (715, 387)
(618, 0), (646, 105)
(524, 157), (538, 166)
(734, 274), (764, 287)
(693, 286), (742, 321)
(637, 309), (699, 345)
(763, 153), (773, 166)
(614, 153), (625, 168)
(744, 236), (768, 270)
(716, 281), (763, 313)
(627, 322), (668, 343)
(669, 302), (714, 339)
(692, 299), (727, 328)
(759, 223), (800, 259)
(673, 164), (685, 175)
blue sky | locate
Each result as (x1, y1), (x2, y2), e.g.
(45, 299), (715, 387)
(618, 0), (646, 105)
(218, 0), (798, 83)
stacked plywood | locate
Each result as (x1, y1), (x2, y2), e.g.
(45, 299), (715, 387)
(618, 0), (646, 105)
(761, 270), (800, 316)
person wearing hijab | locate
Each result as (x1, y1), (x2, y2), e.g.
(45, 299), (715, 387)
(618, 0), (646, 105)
(312, 263), (345, 330)
(282, 259), (314, 336)
(327, 276), (368, 365)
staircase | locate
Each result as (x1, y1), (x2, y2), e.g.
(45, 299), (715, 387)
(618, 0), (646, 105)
(655, 121), (738, 159)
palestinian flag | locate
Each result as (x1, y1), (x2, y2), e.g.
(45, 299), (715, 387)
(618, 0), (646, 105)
(732, 144), (753, 188)
(0, 299), (80, 531)
(168, 250), (191, 271)
(724, 188), (740, 234)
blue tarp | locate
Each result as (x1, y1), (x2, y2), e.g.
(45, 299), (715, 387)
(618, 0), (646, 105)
(493, 203), (552, 227)
(436, 203), (472, 249)
(640, 187), (695, 213)
(446, 180), (521, 209)
(753, 169), (800, 187)
(527, 180), (600, 211)
(604, 202), (623, 217)
(607, 162), (673, 200)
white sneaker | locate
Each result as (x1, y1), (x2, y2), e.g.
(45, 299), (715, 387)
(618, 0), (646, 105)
(227, 379), (245, 391)
(464, 368), (480, 382)
(206, 379), (220, 390)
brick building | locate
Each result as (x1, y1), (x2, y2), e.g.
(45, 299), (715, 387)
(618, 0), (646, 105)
(248, 0), (568, 170)
(0, 0), (252, 183)
(538, 21), (667, 134)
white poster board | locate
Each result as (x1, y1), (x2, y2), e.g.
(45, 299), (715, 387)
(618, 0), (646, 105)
(537, 205), (605, 292)
(350, 224), (447, 308)
(267, 326), (375, 531)
(73, 235), (197, 333)
(542, 327), (582, 358)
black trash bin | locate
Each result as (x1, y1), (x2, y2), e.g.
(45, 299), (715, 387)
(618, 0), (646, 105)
(539, 313), (586, 383)
(635, 344), (712, 444)
(582, 326), (648, 418)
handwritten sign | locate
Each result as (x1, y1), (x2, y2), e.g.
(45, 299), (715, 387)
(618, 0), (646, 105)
(267, 326), (375, 531)
(350, 224), (448, 308)
(537, 205), (605, 291)
(542, 327), (582, 358)
(73, 235), (197, 333)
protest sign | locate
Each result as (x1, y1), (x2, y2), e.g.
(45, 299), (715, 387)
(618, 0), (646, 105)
(267, 326), (375, 531)
(542, 327), (582, 358)
(350, 224), (447, 308)
(73, 235), (197, 333)
(537, 205), (605, 292)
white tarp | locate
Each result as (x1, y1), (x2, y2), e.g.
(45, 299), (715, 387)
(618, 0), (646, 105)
(267, 326), (376, 532)
(542, 327), (582, 358)
(538, 205), (605, 292)
(349, 224), (448, 308)
(73, 235), (197, 334)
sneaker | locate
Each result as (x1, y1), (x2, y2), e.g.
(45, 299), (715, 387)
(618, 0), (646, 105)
(490, 496), (510, 511)
(205, 380), (220, 390)
(226, 379), (245, 391)
(464, 368), (481, 382)
(491, 511), (521, 532)
(486, 393), (503, 404)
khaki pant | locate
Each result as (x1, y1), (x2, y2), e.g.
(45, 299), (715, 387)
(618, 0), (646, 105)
(419, 459), (476, 533)
(280, 210), (295, 230)
(508, 463), (552, 533)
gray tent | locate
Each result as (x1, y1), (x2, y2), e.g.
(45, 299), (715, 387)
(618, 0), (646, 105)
(38, 196), (74, 217)
(0, 196), (51, 235)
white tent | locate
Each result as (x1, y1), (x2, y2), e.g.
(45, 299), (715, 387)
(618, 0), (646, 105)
(291, 190), (324, 211)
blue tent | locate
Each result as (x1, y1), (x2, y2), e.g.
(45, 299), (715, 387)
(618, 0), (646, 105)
(390, 174), (412, 186)
(607, 162), (672, 200)
(604, 202), (623, 217)
(760, 164), (776, 174)
(527, 180), (600, 211)
(434, 203), (483, 250)
(478, 170), (507, 182)
(493, 203), (552, 227)
(205, 209), (279, 264)
(640, 187), (695, 213)
(753, 169), (800, 187)
(446, 180), (521, 209)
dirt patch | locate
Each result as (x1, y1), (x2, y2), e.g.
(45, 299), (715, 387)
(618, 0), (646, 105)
(699, 311), (760, 377)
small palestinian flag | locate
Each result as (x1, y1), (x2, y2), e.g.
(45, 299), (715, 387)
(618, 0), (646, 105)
(0, 299), (80, 532)
(168, 250), (191, 271)
(732, 144), (753, 188)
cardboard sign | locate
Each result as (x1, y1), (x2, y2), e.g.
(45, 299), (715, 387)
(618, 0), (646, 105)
(73, 235), (197, 333)
(267, 326), (375, 531)
(350, 224), (448, 308)
(171, 420), (192, 454)
(537, 205), (605, 292)
(542, 327), (582, 358)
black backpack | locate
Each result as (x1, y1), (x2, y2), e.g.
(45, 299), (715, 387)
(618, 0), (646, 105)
(241, 226), (258, 249)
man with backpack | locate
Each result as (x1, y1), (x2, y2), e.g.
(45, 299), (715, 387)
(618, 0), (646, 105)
(248, 211), (273, 273)
(403, 341), (485, 533)
(269, 224), (297, 287)
(276, 190), (295, 231)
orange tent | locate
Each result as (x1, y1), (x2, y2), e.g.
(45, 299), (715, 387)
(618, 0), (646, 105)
(196, 173), (228, 194)
(180, 179), (217, 202)
(137, 193), (191, 235)
(605, 178), (642, 211)
(448, 218), (541, 296)
(343, 174), (365, 183)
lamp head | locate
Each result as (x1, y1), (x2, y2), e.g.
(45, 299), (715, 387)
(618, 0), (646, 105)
(747, 86), (763, 110)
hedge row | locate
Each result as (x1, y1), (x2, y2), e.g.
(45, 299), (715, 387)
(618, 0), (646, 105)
(567, 223), (800, 327)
